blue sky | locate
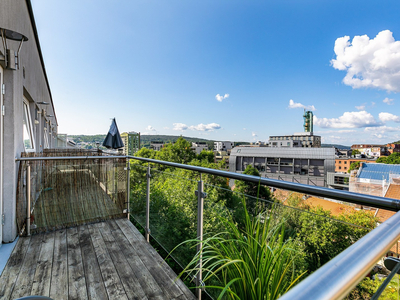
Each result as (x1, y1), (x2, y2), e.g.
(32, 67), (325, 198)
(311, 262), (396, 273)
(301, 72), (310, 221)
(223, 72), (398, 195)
(32, 0), (400, 145)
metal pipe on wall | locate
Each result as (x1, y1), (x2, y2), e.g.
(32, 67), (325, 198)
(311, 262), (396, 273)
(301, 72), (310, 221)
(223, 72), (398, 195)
(145, 164), (151, 243)
(26, 163), (30, 236)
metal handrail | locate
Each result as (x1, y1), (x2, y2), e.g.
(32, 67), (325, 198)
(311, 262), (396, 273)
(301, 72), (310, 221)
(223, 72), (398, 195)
(17, 154), (400, 299)
(16, 154), (400, 211)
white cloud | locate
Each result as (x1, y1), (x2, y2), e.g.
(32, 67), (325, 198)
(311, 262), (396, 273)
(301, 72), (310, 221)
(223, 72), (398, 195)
(316, 129), (356, 134)
(163, 127), (170, 130)
(288, 99), (316, 111)
(331, 30), (400, 92)
(355, 105), (365, 110)
(365, 125), (400, 132)
(313, 111), (381, 128)
(371, 101), (376, 107)
(173, 123), (188, 131)
(215, 93), (229, 102)
(373, 133), (386, 139)
(252, 132), (257, 137)
(173, 122), (221, 131)
(146, 125), (156, 131)
(189, 123), (221, 131)
(379, 112), (400, 123)
(383, 97), (394, 105)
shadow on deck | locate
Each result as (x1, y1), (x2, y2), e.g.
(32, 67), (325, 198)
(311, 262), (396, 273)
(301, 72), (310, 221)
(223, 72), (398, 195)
(0, 218), (196, 300)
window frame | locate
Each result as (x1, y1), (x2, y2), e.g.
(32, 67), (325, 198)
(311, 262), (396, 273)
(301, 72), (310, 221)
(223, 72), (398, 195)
(22, 98), (35, 152)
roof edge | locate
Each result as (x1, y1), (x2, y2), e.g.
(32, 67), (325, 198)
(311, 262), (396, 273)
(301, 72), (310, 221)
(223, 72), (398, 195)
(25, 0), (58, 126)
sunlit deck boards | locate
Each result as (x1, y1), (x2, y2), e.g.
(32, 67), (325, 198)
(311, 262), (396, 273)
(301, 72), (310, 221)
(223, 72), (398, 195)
(0, 219), (196, 300)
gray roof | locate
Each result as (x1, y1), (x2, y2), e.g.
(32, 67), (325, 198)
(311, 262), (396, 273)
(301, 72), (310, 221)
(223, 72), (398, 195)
(230, 146), (335, 159)
(358, 163), (400, 181)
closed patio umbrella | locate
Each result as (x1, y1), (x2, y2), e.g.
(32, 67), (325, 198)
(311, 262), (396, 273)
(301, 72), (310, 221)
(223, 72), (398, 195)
(103, 118), (124, 149)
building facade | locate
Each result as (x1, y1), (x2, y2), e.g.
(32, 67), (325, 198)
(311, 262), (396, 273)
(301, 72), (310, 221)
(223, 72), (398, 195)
(150, 141), (164, 151)
(229, 147), (335, 187)
(214, 141), (234, 152)
(1, 0), (58, 243)
(191, 142), (208, 154)
(268, 132), (321, 148)
(121, 131), (140, 155)
(335, 158), (376, 173)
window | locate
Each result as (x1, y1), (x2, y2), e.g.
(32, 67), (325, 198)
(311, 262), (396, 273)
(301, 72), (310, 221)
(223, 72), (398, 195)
(23, 99), (35, 151)
(43, 127), (49, 149)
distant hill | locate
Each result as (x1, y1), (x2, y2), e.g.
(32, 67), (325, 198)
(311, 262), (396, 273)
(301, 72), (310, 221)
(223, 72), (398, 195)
(321, 144), (351, 149)
(68, 134), (249, 150)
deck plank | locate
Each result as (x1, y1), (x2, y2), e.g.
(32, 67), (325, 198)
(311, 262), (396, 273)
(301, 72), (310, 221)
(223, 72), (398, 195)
(0, 236), (31, 300)
(121, 219), (197, 300)
(1, 220), (195, 300)
(88, 223), (128, 300)
(100, 220), (161, 299)
(50, 229), (68, 300)
(31, 231), (55, 297)
(10, 234), (42, 299)
(115, 219), (195, 300)
(78, 225), (108, 300)
(67, 227), (88, 300)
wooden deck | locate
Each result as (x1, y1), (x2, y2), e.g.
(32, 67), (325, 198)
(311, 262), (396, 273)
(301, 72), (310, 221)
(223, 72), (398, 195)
(0, 219), (196, 300)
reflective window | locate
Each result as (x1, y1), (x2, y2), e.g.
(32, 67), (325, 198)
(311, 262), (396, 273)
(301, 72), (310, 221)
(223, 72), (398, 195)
(23, 100), (35, 151)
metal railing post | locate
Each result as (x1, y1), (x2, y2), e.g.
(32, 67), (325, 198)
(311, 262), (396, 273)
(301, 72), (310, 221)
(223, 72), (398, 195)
(145, 163), (151, 242)
(26, 163), (31, 236)
(196, 173), (205, 299)
(126, 158), (130, 220)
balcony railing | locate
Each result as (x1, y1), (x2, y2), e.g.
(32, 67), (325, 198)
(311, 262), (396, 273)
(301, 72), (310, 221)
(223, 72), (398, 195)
(16, 152), (400, 299)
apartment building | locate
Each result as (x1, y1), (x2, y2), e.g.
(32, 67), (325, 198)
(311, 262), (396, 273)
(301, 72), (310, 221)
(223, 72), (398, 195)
(214, 141), (234, 152)
(192, 141), (208, 154)
(335, 158), (376, 173)
(0, 0), (58, 243)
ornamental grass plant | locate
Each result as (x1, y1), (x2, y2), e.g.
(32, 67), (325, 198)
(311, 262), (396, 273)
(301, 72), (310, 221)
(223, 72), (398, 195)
(179, 199), (306, 300)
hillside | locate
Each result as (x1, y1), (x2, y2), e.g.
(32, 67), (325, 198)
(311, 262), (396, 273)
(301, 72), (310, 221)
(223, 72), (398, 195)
(68, 134), (249, 150)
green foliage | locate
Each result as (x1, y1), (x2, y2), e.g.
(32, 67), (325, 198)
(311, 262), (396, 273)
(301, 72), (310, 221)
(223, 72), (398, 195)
(281, 194), (377, 271)
(376, 156), (388, 163)
(348, 161), (361, 173)
(352, 149), (361, 156)
(386, 153), (400, 164)
(346, 275), (400, 300)
(234, 165), (272, 216)
(234, 165), (271, 200)
(179, 200), (306, 300)
(197, 150), (215, 164)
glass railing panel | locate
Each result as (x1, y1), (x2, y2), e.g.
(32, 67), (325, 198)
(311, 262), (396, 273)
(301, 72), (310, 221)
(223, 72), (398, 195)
(200, 180), (378, 298)
(130, 163), (200, 268)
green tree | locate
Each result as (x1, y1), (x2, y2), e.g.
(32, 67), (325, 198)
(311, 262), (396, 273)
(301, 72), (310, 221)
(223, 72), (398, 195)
(282, 199), (377, 271)
(156, 137), (196, 164)
(197, 150), (215, 164)
(235, 165), (271, 200)
(352, 149), (361, 156)
(386, 152), (400, 164)
(348, 161), (361, 173)
(234, 165), (272, 216)
(376, 156), (388, 163)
